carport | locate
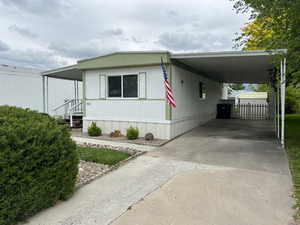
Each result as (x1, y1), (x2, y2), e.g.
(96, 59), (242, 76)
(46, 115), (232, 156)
(170, 50), (287, 147)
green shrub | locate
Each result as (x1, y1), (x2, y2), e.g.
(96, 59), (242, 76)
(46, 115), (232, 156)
(126, 126), (139, 140)
(88, 122), (102, 136)
(0, 106), (78, 225)
(286, 86), (300, 114)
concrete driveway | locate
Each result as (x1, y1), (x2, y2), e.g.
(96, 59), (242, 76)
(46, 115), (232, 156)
(24, 119), (294, 225)
(113, 119), (294, 225)
(150, 119), (289, 174)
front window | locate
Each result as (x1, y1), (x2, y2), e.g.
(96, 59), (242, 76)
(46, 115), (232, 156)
(123, 75), (138, 97)
(108, 74), (138, 98)
(108, 76), (122, 97)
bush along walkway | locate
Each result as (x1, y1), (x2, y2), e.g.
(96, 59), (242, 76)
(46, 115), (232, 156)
(76, 144), (144, 188)
(0, 106), (78, 225)
(285, 114), (300, 221)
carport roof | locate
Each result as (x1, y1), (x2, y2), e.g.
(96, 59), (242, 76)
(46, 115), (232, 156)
(171, 50), (286, 83)
(42, 49), (286, 83)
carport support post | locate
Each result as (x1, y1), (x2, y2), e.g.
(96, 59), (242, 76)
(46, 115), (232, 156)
(277, 68), (280, 139)
(280, 58), (286, 147)
(273, 85), (277, 133)
(42, 75), (49, 113)
(42, 75), (46, 113)
(46, 76), (49, 113)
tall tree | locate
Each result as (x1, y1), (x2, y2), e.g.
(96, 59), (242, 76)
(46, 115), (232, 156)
(232, 0), (300, 85)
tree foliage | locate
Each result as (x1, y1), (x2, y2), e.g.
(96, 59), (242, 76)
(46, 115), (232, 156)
(250, 84), (269, 92)
(235, 17), (274, 50)
(233, 0), (300, 85)
(229, 83), (245, 91)
(286, 86), (300, 114)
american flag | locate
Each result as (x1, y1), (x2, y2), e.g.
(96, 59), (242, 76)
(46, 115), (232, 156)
(161, 58), (176, 107)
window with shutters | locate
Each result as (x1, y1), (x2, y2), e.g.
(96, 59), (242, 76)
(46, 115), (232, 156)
(108, 74), (138, 98)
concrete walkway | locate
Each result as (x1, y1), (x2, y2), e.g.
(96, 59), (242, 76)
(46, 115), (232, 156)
(24, 119), (294, 225)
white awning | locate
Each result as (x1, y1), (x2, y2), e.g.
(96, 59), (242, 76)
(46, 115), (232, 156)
(171, 50), (286, 83)
(42, 64), (82, 81)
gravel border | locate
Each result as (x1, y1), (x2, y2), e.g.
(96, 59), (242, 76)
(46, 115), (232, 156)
(75, 143), (145, 189)
(76, 160), (110, 187)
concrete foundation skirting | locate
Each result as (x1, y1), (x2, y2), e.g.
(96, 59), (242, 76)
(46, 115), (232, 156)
(83, 120), (171, 140)
(83, 113), (215, 140)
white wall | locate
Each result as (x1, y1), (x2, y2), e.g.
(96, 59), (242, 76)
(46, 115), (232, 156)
(84, 65), (166, 123)
(0, 65), (81, 116)
(171, 65), (222, 137)
(83, 64), (223, 139)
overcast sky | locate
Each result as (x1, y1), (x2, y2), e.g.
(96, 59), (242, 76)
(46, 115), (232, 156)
(0, 0), (249, 70)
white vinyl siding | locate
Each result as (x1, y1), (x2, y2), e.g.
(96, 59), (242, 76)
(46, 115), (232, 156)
(84, 66), (165, 124)
(86, 71), (100, 99)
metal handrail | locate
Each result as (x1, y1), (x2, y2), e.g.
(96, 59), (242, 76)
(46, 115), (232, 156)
(53, 99), (73, 111)
(69, 100), (82, 127)
(69, 101), (82, 113)
(53, 99), (82, 118)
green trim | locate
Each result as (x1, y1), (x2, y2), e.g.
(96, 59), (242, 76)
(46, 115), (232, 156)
(165, 64), (172, 120)
(78, 52), (170, 70)
(78, 51), (170, 63)
(85, 98), (165, 101)
(82, 71), (86, 117)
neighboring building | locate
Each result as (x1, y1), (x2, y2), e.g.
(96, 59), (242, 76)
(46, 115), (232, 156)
(237, 92), (268, 105)
(0, 64), (81, 116)
(42, 50), (279, 140)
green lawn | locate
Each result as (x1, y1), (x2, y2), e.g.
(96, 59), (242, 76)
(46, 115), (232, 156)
(77, 146), (131, 165)
(285, 114), (300, 219)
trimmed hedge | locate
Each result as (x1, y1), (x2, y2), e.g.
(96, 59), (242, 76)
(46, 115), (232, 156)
(0, 106), (79, 225)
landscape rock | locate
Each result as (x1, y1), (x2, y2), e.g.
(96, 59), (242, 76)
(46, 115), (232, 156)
(145, 133), (154, 141)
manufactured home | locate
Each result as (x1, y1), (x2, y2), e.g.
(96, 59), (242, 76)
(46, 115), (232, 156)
(0, 64), (81, 116)
(42, 50), (287, 144)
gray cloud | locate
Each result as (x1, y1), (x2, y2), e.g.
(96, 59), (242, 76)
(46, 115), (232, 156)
(98, 28), (123, 38)
(0, 40), (10, 51)
(157, 31), (231, 52)
(0, 0), (250, 69)
(48, 40), (118, 60)
(9, 25), (38, 39)
(0, 0), (71, 16)
(0, 48), (62, 69)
